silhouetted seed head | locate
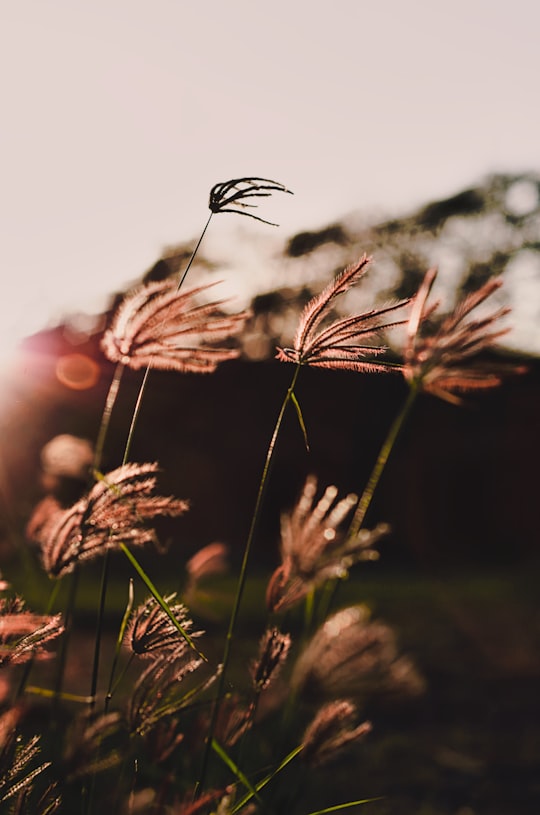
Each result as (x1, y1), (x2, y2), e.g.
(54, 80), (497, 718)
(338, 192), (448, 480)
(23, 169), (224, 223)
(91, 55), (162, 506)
(266, 476), (389, 613)
(36, 463), (189, 578)
(209, 177), (292, 225)
(405, 268), (527, 404)
(0, 596), (63, 666)
(302, 700), (372, 767)
(291, 606), (425, 701)
(126, 595), (196, 659)
(101, 279), (251, 372)
(276, 255), (410, 371)
(250, 627), (291, 692)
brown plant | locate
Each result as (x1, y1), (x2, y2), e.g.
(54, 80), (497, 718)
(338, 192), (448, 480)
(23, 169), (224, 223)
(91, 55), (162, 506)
(126, 595), (197, 660)
(127, 647), (217, 737)
(266, 476), (389, 613)
(291, 606), (425, 701)
(276, 255), (410, 371)
(0, 596), (64, 666)
(249, 627), (291, 693)
(404, 267), (526, 404)
(101, 279), (250, 373)
(302, 699), (372, 767)
(35, 463), (189, 578)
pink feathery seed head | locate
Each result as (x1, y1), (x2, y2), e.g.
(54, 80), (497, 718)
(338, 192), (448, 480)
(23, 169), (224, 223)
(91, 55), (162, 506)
(126, 594), (196, 659)
(0, 596), (64, 666)
(267, 476), (388, 613)
(276, 255), (410, 372)
(37, 462), (189, 578)
(405, 268), (527, 403)
(101, 279), (251, 373)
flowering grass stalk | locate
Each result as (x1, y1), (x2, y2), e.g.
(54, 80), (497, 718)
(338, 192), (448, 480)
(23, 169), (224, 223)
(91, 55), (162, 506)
(86, 178), (289, 716)
(2, 178), (527, 814)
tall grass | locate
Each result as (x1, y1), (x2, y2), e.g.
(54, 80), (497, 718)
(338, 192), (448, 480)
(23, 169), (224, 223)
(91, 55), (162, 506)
(0, 178), (524, 815)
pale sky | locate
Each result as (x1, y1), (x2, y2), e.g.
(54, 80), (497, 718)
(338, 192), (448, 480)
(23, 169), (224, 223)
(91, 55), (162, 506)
(1, 0), (538, 362)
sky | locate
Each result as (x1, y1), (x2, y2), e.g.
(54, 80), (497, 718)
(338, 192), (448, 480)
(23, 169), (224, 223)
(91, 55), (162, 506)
(1, 0), (539, 363)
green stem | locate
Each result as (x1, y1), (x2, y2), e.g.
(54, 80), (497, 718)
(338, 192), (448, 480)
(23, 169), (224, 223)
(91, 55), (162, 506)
(347, 383), (418, 541)
(105, 579), (134, 711)
(196, 363), (302, 796)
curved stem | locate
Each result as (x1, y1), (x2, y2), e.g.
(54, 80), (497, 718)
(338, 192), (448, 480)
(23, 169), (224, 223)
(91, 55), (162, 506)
(122, 366), (151, 465)
(121, 212), (214, 465)
(196, 363), (302, 796)
(94, 362), (125, 473)
(347, 383), (418, 541)
(88, 217), (215, 711)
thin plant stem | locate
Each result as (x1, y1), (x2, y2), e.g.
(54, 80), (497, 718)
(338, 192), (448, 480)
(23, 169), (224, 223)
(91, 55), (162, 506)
(177, 212), (213, 291)
(318, 383), (418, 624)
(122, 366), (151, 465)
(88, 214), (214, 712)
(94, 362), (125, 473)
(121, 212), (214, 464)
(105, 579), (135, 711)
(89, 551), (110, 712)
(52, 567), (80, 717)
(196, 363), (302, 796)
(347, 383), (418, 541)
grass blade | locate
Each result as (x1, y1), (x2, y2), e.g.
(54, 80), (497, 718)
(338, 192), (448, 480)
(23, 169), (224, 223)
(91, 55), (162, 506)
(305, 799), (382, 815)
(211, 738), (263, 808)
(119, 543), (207, 661)
(291, 390), (310, 452)
(230, 744), (304, 814)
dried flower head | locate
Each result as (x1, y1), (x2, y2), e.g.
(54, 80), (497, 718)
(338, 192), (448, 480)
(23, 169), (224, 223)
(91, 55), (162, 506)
(126, 594), (196, 659)
(213, 693), (253, 747)
(405, 268), (526, 404)
(36, 462), (189, 578)
(0, 726), (51, 806)
(250, 627), (291, 692)
(101, 279), (251, 373)
(276, 255), (410, 372)
(185, 542), (229, 586)
(291, 606), (425, 701)
(128, 648), (218, 737)
(302, 700), (372, 767)
(0, 596), (63, 666)
(266, 476), (389, 613)
(209, 177), (292, 225)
